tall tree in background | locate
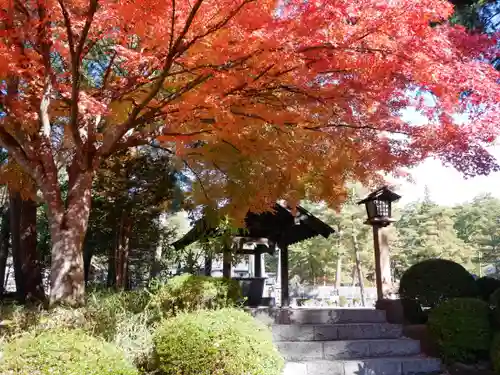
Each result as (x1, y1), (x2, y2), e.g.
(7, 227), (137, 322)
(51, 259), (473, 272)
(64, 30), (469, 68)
(453, 194), (500, 273)
(0, 0), (498, 305)
(86, 147), (184, 288)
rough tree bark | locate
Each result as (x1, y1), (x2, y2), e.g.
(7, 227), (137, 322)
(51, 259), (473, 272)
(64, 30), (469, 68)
(0, 205), (10, 295)
(115, 212), (131, 289)
(10, 191), (45, 303)
(352, 232), (366, 307)
(46, 170), (93, 306)
(150, 240), (163, 280)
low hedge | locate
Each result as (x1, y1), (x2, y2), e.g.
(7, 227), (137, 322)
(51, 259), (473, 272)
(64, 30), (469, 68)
(153, 308), (284, 375)
(0, 329), (138, 375)
(427, 298), (491, 363)
(149, 274), (242, 317)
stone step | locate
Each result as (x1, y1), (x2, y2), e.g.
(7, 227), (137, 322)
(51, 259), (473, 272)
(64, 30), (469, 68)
(283, 357), (442, 375)
(276, 339), (420, 361)
(272, 323), (403, 342)
(248, 307), (387, 324)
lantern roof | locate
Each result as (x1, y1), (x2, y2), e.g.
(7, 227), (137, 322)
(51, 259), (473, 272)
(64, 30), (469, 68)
(357, 186), (401, 205)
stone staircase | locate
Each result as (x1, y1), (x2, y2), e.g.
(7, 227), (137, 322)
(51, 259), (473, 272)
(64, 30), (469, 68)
(249, 308), (442, 375)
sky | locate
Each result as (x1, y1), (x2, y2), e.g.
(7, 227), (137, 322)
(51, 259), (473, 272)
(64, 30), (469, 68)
(394, 107), (500, 207)
(397, 149), (500, 206)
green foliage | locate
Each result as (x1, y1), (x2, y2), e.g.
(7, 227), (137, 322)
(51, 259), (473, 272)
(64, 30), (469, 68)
(149, 274), (242, 317)
(427, 298), (492, 363)
(399, 259), (478, 308)
(153, 308), (284, 375)
(476, 276), (500, 301)
(84, 289), (153, 340)
(339, 296), (348, 307)
(0, 329), (138, 375)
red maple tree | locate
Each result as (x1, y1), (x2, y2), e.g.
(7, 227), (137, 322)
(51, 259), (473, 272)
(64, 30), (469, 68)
(0, 0), (498, 305)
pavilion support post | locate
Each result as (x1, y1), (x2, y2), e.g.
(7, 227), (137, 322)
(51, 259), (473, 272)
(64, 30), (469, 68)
(280, 245), (289, 307)
(222, 249), (232, 278)
(254, 251), (262, 278)
(204, 253), (212, 276)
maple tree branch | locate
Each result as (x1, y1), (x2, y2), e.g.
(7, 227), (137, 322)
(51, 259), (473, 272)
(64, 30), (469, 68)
(0, 128), (44, 189)
(101, 51), (117, 91)
(58, 0), (98, 160)
(303, 123), (410, 136)
(168, 0), (176, 52)
(57, 0), (76, 56)
(181, 0), (255, 53)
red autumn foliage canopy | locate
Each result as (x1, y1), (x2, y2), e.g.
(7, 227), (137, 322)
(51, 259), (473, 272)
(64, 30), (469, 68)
(0, 0), (499, 218)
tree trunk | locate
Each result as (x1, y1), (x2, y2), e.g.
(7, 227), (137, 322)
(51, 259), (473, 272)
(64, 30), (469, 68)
(115, 212), (131, 289)
(0, 206), (10, 295)
(48, 171), (92, 307)
(107, 229), (119, 287)
(335, 255), (342, 289)
(10, 192), (23, 298)
(352, 233), (366, 307)
(150, 239), (163, 280)
(351, 265), (356, 286)
(10, 192), (45, 303)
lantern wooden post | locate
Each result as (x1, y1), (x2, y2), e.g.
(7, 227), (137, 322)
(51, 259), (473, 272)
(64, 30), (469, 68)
(358, 186), (401, 302)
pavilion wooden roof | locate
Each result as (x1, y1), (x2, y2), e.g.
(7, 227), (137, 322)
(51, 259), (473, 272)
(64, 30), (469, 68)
(171, 202), (335, 250)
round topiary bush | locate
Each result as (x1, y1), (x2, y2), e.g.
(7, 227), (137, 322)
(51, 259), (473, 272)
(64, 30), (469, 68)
(399, 259), (478, 309)
(427, 298), (491, 363)
(0, 329), (138, 375)
(476, 276), (500, 301)
(153, 308), (284, 375)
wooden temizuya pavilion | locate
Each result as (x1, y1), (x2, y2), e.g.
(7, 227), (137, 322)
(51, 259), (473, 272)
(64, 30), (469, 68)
(171, 202), (335, 307)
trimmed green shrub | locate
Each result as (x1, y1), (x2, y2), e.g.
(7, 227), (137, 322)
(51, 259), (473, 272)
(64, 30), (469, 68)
(427, 298), (491, 363)
(399, 259), (477, 308)
(0, 329), (138, 375)
(149, 274), (242, 317)
(490, 332), (500, 373)
(153, 308), (284, 375)
(476, 276), (500, 301)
